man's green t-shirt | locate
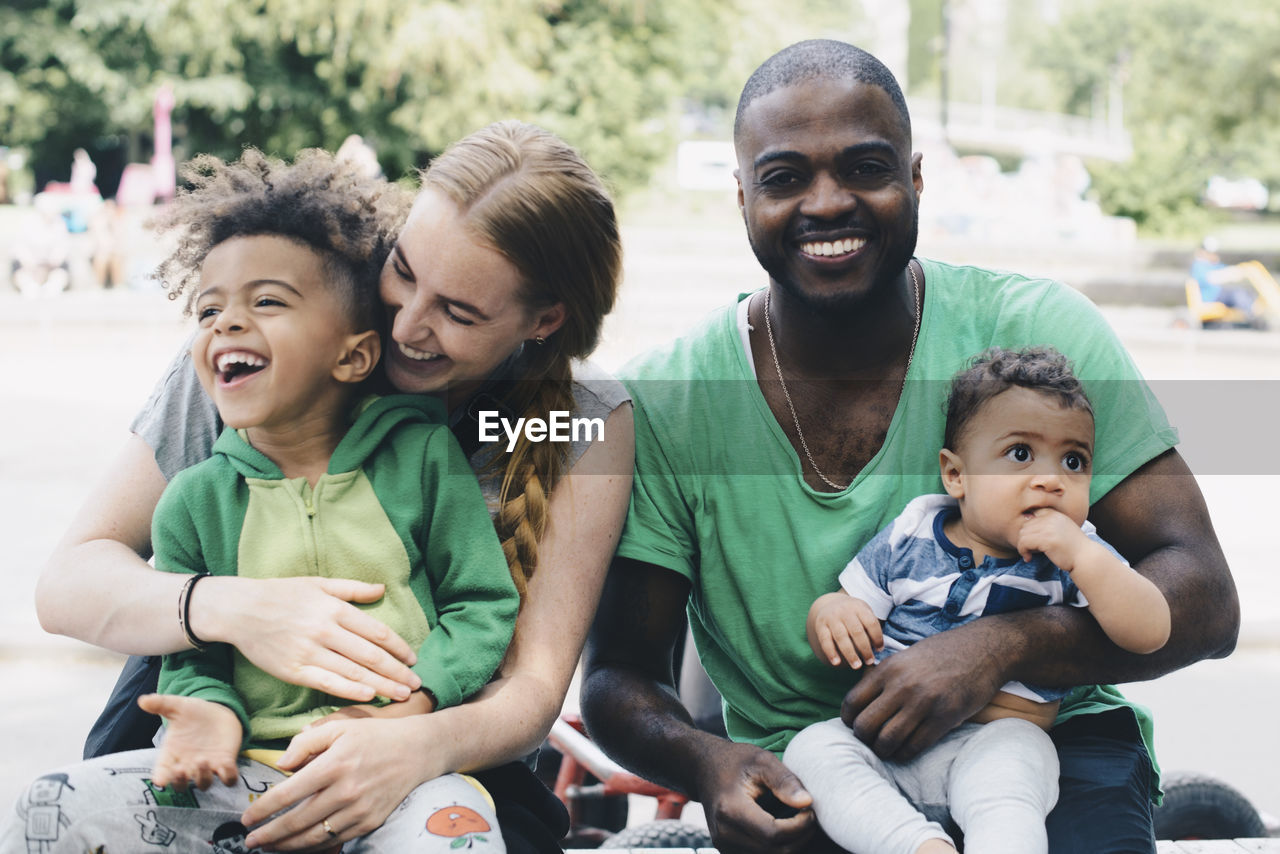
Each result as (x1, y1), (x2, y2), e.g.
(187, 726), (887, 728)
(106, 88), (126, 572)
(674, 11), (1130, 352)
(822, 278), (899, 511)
(616, 258), (1178, 784)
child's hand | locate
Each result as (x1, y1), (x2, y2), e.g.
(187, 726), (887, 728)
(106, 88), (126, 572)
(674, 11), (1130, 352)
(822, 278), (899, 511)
(806, 592), (883, 669)
(138, 694), (242, 791)
(1016, 507), (1087, 568)
(304, 690), (436, 731)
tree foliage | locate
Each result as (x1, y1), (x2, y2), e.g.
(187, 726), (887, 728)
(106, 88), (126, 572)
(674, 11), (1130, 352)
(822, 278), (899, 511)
(1, 0), (857, 197)
(1024, 0), (1280, 234)
(0, 1), (663, 192)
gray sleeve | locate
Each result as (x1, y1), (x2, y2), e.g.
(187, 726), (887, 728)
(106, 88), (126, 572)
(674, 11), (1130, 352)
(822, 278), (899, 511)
(472, 359), (631, 510)
(129, 339), (222, 481)
(564, 358), (631, 471)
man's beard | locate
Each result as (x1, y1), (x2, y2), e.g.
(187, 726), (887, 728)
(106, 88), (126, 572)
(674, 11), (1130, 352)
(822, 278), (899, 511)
(748, 210), (919, 318)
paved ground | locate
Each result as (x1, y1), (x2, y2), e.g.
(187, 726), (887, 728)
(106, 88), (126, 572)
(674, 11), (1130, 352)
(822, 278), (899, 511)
(2, 226), (1278, 830)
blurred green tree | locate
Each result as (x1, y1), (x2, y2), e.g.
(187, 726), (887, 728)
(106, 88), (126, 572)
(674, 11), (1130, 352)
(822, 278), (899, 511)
(1025, 0), (1280, 234)
(2, 0), (844, 197)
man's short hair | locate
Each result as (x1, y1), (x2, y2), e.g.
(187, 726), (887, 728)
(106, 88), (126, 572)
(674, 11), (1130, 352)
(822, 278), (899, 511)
(733, 39), (912, 142)
(944, 347), (1095, 451)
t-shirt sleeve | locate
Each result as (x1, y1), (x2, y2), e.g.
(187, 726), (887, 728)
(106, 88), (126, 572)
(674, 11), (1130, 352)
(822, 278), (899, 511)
(564, 359), (632, 473)
(131, 338), (221, 481)
(1023, 284), (1179, 501)
(613, 390), (697, 580)
(836, 525), (896, 619)
(465, 359), (631, 512)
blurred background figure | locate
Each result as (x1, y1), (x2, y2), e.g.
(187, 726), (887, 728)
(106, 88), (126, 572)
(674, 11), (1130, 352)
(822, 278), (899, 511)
(0, 150), (11, 205)
(59, 148), (103, 235)
(336, 133), (382, 179)
(11, 194), (71, 297)
(88, 199), (127, 289)
(69, 148), (96, 195)
(1190, 237), (1257, 314)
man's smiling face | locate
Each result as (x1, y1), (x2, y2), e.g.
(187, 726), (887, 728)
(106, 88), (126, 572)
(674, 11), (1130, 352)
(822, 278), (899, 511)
(735, 77), (922, 314)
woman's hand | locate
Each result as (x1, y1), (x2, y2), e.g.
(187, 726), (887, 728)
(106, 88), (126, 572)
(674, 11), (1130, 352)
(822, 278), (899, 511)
(242, 716), (440, 851)
(196, 575), (422, 703)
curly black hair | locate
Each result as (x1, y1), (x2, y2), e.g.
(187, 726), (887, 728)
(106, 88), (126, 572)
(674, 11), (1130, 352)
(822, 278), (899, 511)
(153, 147), (410, 331)
(944, 346), (1094, 451)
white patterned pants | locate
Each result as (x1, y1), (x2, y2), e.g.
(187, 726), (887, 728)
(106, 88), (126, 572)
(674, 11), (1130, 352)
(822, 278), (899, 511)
(0, 748), (504, 853)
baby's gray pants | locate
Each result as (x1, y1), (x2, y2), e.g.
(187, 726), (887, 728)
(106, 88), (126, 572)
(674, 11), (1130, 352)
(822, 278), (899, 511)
(784, 717), (1059, 854)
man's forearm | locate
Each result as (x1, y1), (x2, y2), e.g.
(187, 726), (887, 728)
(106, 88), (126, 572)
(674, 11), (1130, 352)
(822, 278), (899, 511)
(580, 664), (726, 801)
(979, 545), (1237, 690)
(1000, 449), (1240, 689)
(581, 556), (727, 801)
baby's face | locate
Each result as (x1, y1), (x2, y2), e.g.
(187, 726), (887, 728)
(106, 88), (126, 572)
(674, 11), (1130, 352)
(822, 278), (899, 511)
(944, 386), (1094, 559)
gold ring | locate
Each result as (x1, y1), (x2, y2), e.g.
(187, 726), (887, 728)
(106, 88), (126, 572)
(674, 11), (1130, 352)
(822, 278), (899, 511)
(322, 819), (337, 837)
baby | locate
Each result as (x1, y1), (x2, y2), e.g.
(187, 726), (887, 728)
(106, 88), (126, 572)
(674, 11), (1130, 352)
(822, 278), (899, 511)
(785, 346), (1171, 854)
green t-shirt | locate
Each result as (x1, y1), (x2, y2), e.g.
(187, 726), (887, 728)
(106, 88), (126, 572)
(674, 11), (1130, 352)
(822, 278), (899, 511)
(617, 258), (1178, 785)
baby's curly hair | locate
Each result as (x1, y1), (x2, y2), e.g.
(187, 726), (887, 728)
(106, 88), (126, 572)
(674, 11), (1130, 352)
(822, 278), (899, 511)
(154, 148), (410, 331)
(944, 346), (1094, 451)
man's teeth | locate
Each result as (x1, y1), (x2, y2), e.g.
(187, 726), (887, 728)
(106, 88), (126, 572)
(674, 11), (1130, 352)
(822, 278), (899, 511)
(215, 351), (267, 374)
(399, 342), (443, 361)
(801, 237), (866, 257)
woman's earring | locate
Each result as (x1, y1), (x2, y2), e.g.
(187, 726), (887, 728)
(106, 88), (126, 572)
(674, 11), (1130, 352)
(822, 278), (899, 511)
(533, 335), (546, 345)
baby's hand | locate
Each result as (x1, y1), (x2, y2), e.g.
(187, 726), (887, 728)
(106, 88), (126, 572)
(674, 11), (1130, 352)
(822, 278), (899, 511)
(138, 694), (242, 791)
(1016, 508), (1087, 568)
(806, 592), (883, 669)
(304, 690), (436, 731)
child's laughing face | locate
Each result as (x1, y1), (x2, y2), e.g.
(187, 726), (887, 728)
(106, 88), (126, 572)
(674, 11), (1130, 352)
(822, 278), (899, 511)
(191, 235), (374, 434)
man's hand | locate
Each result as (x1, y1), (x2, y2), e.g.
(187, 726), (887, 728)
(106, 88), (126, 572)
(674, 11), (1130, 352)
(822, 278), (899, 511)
(806, 591), (882, 668)
(694, 741), (816, 854)
(138, 694), (242, 790)
(584, 557), (815, 854)
(840, 626), (1005, 761)
(1016, 507), (1089, 567)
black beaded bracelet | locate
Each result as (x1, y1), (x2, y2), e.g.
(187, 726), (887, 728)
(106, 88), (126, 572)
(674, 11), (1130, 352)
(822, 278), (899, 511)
(178, 572), (210, 651)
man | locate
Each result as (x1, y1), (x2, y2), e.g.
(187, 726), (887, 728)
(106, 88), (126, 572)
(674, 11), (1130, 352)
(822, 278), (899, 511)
(581, 39), (1238, 853)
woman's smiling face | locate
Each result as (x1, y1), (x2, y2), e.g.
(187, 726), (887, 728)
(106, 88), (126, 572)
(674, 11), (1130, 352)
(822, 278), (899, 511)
(378, 188), (564, 402)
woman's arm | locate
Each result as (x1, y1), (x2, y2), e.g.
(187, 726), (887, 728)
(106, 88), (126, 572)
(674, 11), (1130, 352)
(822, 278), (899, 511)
(36, 432), (422, 700)
(426, 405), (635, 764)
(36, 433), (186, 651)
(241, 404), (635, 851)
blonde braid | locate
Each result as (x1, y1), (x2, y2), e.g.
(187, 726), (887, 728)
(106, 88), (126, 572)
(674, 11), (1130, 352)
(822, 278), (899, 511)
(420, 120), (622, 604)
(494, 349), (575, 601)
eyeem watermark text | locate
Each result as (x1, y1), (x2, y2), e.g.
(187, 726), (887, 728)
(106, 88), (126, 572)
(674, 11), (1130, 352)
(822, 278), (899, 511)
(478, 410), (605, 452)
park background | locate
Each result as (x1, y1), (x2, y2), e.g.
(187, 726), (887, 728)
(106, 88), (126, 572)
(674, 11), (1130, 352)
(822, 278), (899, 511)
(2, 0), (1279, 836)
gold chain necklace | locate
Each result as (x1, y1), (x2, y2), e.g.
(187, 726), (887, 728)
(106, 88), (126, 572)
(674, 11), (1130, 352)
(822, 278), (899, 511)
(763, 260), (922, 491)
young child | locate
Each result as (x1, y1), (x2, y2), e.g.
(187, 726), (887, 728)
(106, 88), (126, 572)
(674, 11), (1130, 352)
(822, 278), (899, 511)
(784, 347), (1171, 854)
(4, 150), (518, 854)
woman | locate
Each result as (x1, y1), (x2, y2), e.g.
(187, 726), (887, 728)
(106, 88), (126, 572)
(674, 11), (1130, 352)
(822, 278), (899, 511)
(31, 121), (634, 852)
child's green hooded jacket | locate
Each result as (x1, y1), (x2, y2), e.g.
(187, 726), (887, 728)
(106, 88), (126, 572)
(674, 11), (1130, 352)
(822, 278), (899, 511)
(153, 395), (518, 749)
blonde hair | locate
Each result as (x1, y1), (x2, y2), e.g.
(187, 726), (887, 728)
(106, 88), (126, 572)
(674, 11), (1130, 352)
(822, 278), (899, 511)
(423, 121), (622, 599)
